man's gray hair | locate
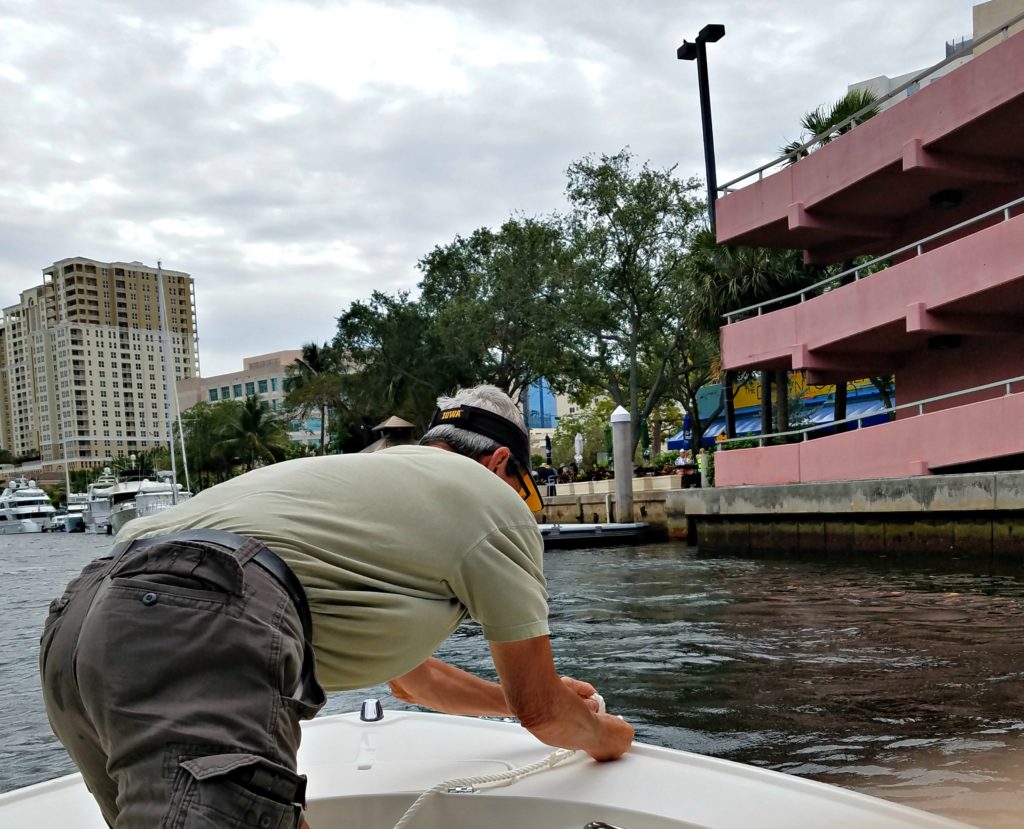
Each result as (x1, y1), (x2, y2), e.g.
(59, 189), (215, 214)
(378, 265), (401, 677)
(419, 384), (527, 463)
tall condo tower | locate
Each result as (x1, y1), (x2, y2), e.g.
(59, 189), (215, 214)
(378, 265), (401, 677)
(0, 257), (199, 473)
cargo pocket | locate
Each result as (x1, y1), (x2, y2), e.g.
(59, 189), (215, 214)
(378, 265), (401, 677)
(166, 753), (306, 829)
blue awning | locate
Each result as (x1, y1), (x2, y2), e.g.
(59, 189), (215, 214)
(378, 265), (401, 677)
(845, 399), (889, 426)
(667, 413), (762, 450)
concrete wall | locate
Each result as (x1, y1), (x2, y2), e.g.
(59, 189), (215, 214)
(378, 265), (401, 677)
(694, 515), (1024, 560)
(536, 471), (1024, 560)
(669, 471), (1024, 559)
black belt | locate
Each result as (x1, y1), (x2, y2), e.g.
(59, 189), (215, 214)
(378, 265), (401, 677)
(124, 528), (313, 647)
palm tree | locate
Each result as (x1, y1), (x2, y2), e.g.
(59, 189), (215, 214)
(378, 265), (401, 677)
(284, 342), (345, 455)
(684, 229), (829, 438)
(780, 89), (879, 163)
(218, 395), (291, 471)
(176, 401), (239, 489)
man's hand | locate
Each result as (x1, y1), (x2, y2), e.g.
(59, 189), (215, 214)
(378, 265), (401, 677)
(560, 675), (602, 713)
(490, 637), (634, 762)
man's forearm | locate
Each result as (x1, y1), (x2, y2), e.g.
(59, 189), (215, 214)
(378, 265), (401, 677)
(490, 636), (634, 761)
(388, 658), (512, 716)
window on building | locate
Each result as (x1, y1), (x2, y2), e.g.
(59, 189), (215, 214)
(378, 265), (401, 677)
(271, 377), (278, 391)
(209, 389), (219, 402)
(245, 382), (255, 395)
(221, 386), (230, 399)
(233, 384), (242, 398)
(258, 379), (268, 394)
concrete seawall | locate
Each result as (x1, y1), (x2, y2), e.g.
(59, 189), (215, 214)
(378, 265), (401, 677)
(538, 471), (1024, 560)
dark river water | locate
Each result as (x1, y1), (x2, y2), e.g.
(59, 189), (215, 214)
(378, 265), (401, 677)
(2, 534), (1022, 828)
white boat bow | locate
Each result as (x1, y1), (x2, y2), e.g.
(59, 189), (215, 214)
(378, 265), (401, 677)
(0, 707), (975, 828)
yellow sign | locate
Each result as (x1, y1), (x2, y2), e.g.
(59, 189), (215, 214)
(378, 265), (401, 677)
(731, 376), (875, 409)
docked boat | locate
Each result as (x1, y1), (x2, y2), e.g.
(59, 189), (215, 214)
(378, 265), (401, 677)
(53, 492), (89, 533)
(82, 468), (118, 535)
(0, 705), (974, 828)
(108, 477), (191, 536)
(540, 521), (650, 549)
(0, 478), (57, 534)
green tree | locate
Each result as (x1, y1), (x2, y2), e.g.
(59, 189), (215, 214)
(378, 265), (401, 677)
(557, 150), (705, 455)
(646, 400), (684, 457)
(176, 401), (239, 490)
(333, 291), (458, 432)
(684, 226), (830, 438)
(218, 395), (291, 471)
(550, 399), (618, 470)
(284, 342), (345, 456)
(418, 216), (573, 399)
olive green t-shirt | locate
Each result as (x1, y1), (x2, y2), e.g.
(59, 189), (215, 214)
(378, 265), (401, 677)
(117, 445), (549, 691)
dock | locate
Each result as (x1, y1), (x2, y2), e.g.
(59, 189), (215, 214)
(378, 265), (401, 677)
(539, 522), (650, 549)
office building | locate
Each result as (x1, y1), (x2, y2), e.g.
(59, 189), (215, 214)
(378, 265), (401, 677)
(176, 350), (322, 447)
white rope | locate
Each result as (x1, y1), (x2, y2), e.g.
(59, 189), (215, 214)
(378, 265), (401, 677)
(391, 693), (606, 829)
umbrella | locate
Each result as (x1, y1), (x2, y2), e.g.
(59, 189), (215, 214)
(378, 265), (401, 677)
(544, 434), (552, 465)
(573, 432), (584, 465)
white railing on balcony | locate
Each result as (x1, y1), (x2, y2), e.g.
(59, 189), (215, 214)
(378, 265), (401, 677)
(716, 10), (1024, 195)
(723, 194), (1024, 323)
(719, 374), (1024, 448)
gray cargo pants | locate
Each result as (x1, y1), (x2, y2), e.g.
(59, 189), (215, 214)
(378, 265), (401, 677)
(40, 532), (326, 828)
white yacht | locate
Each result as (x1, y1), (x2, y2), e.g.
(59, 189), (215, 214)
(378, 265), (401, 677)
(83, 468), (118, 535)
(108, 475), (191, 536)
(0, 704), (974, 828)
(53, 492), (89, 533)
(0, 478), (57, 534)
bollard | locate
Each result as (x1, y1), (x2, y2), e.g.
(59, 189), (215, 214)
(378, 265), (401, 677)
(610, 405), (633, 523)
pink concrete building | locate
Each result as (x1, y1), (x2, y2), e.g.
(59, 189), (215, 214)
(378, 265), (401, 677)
(714, 18), (1024, 487)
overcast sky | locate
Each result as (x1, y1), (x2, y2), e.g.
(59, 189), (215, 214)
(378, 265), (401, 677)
(1, 1), (981, 376)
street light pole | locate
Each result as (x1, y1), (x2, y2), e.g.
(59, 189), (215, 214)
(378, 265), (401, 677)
(678, 24), (736, 445)
(677, 23), (725, 233)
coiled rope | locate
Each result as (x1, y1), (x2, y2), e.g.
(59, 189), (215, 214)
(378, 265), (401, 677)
(391, 693), (606, 829)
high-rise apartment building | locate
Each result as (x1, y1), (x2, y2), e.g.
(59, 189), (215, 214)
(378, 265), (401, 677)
(0, 257), (199, 473)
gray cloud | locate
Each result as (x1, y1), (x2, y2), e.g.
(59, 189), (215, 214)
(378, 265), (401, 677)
(1, 0), (978, 373)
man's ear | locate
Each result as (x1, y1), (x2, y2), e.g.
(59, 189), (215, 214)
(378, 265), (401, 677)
(480, 445), (512, 475)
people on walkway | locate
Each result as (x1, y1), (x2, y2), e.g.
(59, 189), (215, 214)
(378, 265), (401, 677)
(537, 462), (558, 496)
(40, 384), (633, 828)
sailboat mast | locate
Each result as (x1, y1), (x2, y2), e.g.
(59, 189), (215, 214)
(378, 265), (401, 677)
(156, 260), (178, 503)
(63, 437), (71, 499)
